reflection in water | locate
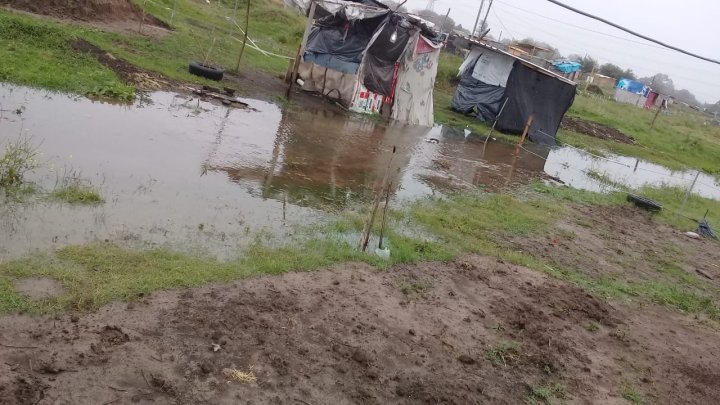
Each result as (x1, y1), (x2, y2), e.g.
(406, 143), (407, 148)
(1, 83), (716, 260)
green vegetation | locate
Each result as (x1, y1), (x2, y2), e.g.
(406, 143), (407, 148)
(586, 321), (600, 332)
(485, 340), (520, 367)
(0, 11), (133, 100)
(50, 182), (104, 205)
(563, 95), (720, 174)
(529, 383), (567, 405)
(0, 136), (40, 187)
(622, 386), (647, 405)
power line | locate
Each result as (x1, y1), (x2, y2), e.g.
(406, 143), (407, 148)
(494, 0), (669, 51)
(544, 0), (720, 66)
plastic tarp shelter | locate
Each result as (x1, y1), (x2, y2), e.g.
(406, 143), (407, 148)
(496, 61), (576, 145)
(297, 0), (442, 126)
(451, 44), (576, 144)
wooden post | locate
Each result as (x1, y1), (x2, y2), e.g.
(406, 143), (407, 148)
(286, 45), (302, 99)
(300, 1), (317, 54)
(519, 115), (534, 146)
(287, 0), (317, 98)
(234, 0), (251, 73)
(677, 170), (701, 218)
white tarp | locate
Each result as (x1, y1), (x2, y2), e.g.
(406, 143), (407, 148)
(470, 48), (515, 88)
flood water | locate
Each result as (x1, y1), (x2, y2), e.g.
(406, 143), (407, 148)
(1, 84), (718, 260)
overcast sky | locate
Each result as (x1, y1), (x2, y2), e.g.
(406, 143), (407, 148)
(399, 0), (720, 104)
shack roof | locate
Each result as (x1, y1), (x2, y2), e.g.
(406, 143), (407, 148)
(469, 40), (576, 86)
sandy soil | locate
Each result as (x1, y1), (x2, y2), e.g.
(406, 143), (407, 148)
(561, 116), (636, 144)
(1, 248), (718, 404)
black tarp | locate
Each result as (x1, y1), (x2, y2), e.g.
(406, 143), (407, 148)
(362, 15), (412, 96)
(305, 13), (387, 65)
(496, 61), (576, 145)
(451, 56), (506, 122)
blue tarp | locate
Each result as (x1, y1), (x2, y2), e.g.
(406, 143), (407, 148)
(617, 78), (648, 95)
(552, 60), (581, 74)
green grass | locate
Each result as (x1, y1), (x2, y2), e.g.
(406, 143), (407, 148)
(0, 136), (41, 187)
(562, 94), (720, 174)
(622, 386), (647, 405)
(398, 280), (433, 295)
(50, 182), (104, 204)
(485, 341), (520, 367)
(528, 383), (566, 405)
(0, 11), (133, 100)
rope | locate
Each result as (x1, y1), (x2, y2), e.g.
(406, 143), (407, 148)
(142, 0), (294, 60)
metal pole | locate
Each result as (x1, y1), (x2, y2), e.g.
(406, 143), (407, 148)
(440, 8), (450, 38)
(480, 0), (494, 39)
(677, 170), (701, 217)
(471, 0), (485, 38)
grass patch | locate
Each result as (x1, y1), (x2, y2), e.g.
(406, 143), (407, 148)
(0, 135), (40, 187)
(529, 383), (566, 405)
(0, 10), (133, 99)
(563, 94), (720, 174)
(622, 386), (646, 405)
(485, 341), (520, 367)
(50, 182), (104, 205)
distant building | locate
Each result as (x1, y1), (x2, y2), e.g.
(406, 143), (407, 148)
(585, 73), (616, 89)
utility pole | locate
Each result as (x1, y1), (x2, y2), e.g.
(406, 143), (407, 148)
(472, 0), (485, 38)
(480, 0), (494, 39)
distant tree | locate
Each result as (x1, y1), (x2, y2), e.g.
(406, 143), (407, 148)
(622, 69), (637, 80)
(674, 89), (699, 106)
(573, 55), (598, 73)
(598, 63), (624, 79)
(639, 73), (674, 95)
(414, 9), (456, 33)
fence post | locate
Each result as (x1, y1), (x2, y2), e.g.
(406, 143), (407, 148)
(519, 115), (534, 146)
(233, 0), (251, 73)
(677, 170), (701, 218)
(287, 0), (317, 99)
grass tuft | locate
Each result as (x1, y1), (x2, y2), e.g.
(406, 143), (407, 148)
(0, 136), (40, 187)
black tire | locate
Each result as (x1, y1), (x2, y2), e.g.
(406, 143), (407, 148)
(627, 194), (662, 211)
(189, 61), (224, 81)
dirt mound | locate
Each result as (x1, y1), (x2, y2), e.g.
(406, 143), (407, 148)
(561, 116), (636, 144)
(1, 0), (167, 26)
(1, 255), (719, 404)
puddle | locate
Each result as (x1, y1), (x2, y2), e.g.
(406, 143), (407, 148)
(14, 277), (65, 300)
(1, 84), (717, 260)
(545, 147), (720, 199)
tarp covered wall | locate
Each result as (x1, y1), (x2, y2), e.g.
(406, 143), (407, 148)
(304, 13), (388, 73)
(451, 74), (505, 122)
(496, 61), (576, 145)
(391, 34), (441, 127)
(362, 15), (412, 96)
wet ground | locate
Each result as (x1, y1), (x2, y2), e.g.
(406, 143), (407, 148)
(1, 84), (718, 260)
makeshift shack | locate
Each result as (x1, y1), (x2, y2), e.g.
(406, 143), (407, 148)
(614, 78), (649, 107)
(296, 0), (442, 126)
(451, 42), (576, 145)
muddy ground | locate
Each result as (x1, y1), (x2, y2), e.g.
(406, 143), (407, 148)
(1, 208), (719, 404)
(1, 0), (168, 25)
(561, 116), (636, 144)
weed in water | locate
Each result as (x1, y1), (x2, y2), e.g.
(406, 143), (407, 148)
(51, 172), (104, 205)
(0, 136), (40, 187)
(485, 341), (520, 367)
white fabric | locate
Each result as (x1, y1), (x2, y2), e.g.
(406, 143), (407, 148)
(298, 62), (358, 105)
(391, 35), (441, 127)
(470, 48), (515, 88)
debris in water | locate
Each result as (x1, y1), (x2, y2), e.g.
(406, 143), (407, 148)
(425, 138), (439, 144)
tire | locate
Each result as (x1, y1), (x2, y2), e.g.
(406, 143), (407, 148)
(627, 194), (662, 211)
(189, 61), (224, 81)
